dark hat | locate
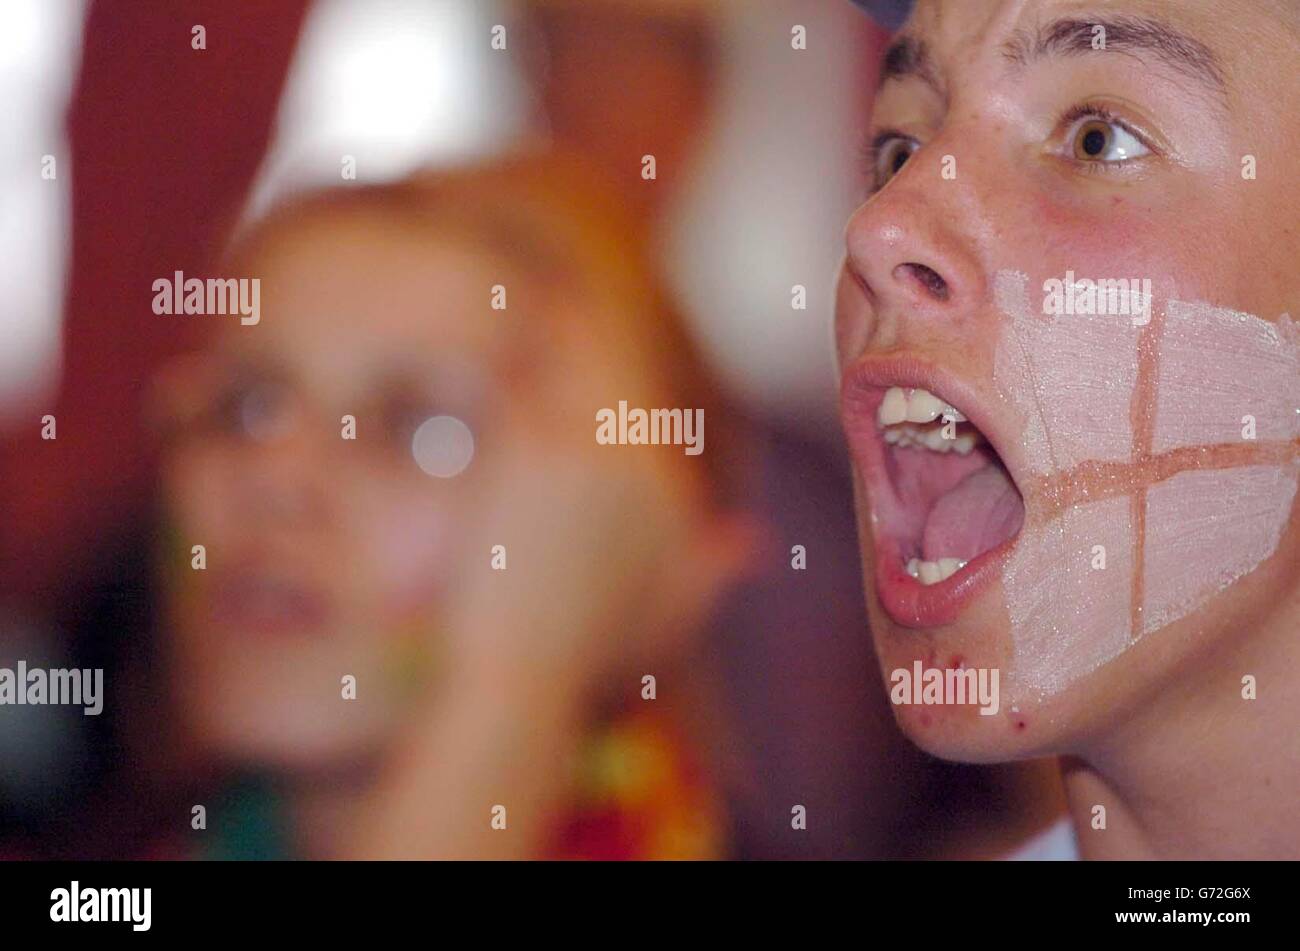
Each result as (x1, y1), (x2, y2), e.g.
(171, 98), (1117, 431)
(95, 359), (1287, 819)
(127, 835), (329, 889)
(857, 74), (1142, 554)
(850, 0), (913, 31)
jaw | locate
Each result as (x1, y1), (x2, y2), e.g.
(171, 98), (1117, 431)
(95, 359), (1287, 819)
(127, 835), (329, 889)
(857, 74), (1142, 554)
(846, 454), (1098, 765)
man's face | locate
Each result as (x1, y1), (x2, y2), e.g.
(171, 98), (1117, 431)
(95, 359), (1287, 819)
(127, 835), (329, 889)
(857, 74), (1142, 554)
(835, 0), (1300, 761)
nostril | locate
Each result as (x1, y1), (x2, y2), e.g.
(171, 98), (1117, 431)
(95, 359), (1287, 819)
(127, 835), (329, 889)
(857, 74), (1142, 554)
(895, 262), (950, 302)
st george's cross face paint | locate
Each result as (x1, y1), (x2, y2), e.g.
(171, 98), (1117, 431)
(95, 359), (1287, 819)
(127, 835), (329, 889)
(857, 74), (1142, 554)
(833, 0), (1300, 752)
(994, 270), (1300, 693)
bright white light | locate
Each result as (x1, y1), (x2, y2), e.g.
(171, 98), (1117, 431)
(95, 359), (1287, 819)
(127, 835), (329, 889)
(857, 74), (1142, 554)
(661, 0), (868, 427)
(245, 0), (528, 219)
(0, 0), (88, 417)
(411, 415), (475, 478)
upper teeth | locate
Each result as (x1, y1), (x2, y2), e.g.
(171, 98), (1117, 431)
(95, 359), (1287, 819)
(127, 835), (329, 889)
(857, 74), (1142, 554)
(876, 387), (979, 455)
(877, 387), (966, 426)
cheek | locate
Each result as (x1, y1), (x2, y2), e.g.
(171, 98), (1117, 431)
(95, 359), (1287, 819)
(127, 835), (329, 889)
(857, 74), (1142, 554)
(1013, 188), (1227, 301)
(165, 449), (241, 552)
(834, 267), (871, 367)
(348, 489), (453, 615)
(1001, 495), (1136, 694)
(991, 216), (1300, 697)
(1021, 192), (1192, 285)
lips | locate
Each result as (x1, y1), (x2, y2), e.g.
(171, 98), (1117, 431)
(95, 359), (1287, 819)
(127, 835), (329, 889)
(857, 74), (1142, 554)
(841, 356), (1026, 628)
(205, 566), (333, 637)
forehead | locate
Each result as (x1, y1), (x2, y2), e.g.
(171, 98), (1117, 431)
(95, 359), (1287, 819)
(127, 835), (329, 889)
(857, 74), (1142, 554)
(909, 0), (1220, 37)
(877, 0), (1298, 127)
(233, 213), (523, 364)
(214, 202), (665, 403)
(897, 0), (1243, 84)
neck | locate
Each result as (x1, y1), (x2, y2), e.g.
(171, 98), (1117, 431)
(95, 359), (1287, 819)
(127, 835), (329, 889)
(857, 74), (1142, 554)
(282, 763), (380, 860)
(1065, 598), (1300, 859)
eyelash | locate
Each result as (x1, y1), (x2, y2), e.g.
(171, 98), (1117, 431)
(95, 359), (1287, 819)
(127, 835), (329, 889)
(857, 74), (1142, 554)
(863, 102), (1157, 192)
(1057, 103), (1156, 169)
(863, 130), (911, 193)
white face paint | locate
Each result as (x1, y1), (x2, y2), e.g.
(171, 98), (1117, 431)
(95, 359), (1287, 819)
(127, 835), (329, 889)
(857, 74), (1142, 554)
(994, 270), (1138, 473)
(1141, 466), (1296, 635)
(1154, 301), (1300, 451)
(994, 269), (1300, 692)
(1002, 495), (1134, 695)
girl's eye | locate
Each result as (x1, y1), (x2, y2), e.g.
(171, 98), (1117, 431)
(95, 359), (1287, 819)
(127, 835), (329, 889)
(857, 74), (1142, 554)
(872, 136), (919, 188)
(237, 383), (297, 443)
(203, 379), (296, 443)
(1068, 116), (1150, 163)
(379, 396), (439, 450)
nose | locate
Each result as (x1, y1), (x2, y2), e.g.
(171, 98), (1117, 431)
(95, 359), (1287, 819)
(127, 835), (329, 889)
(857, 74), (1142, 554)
(234, 405), (332, 528)
(843, 157), (985, 333)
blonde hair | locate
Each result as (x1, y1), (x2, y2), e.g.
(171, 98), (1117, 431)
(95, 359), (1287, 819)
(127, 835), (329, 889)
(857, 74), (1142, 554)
(222, 152), (745, 508)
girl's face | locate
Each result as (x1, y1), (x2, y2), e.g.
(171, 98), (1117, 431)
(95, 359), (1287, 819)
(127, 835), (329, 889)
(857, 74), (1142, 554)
(162, 219), (507, 765)
(163, 211), (670, 768)
(835, 0), (1300, 759)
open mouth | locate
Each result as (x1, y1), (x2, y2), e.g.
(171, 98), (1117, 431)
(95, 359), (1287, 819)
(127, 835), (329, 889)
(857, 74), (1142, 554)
(877, 386), (1024, 585)
(841, 364), (1027, 627)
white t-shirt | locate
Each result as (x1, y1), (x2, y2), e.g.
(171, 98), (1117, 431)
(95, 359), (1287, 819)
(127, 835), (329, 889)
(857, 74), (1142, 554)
(1006, 818), (1081, 860)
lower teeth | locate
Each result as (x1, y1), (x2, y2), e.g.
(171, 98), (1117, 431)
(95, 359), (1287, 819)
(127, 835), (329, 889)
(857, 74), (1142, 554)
(906, 557), (967, 585)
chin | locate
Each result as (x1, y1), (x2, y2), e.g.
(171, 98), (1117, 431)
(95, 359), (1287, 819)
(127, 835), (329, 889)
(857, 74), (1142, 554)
(187, 690), (394, 772)
(859, 504), (1300, 767)
(862, 582), (1042, 764)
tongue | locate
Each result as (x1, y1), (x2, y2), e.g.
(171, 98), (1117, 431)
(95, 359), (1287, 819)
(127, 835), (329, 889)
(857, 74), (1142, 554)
(922, 463), (1024, 563)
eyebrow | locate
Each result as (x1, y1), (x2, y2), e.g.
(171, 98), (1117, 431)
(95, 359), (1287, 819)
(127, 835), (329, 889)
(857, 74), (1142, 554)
(1002, 15), (1227, 101)
(880, 35), (945, 99)
(880, 14), (1227, 105)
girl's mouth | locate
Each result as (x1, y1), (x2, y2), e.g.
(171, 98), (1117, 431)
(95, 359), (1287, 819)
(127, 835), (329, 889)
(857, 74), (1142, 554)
(206, 566), (333, 638)
(841, 359), (1027, 628)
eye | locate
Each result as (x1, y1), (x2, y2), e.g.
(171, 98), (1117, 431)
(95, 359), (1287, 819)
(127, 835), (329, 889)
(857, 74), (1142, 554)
(372, 385), (479, 471)
(192, 365), (297, 443)
(870, 134), (919, 189)
(205, 378), (264, 437)
(236, 382), (297, 443)
(1065, 112), (1151, 163)
(379, 395), (437, 445)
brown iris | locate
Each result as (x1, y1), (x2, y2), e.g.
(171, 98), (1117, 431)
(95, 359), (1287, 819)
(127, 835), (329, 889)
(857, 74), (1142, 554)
(1074, 119), (1112, 159)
